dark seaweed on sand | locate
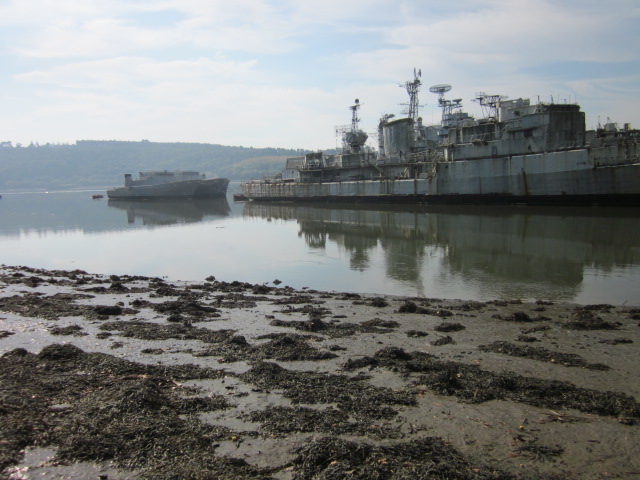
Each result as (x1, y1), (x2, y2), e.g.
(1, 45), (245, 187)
(196, 332), (337, 362)
(434, 322), (466, 332)
(397, 300), (454, 317)
(0, 344), (279, 480)
(407, 330), (429, 337)
(151, 298), (221, 319)
(99, 319), (236, 343)
(0, 292), (136, 320)
(270, 316), (398, 338)
(478, 341), (610, 370)
(245, 405), (404, 439)
(290, 436), (519, 480)
(495, 311), (550, 322)
(431, 335), (455, 346)
(514, 443), (564, 462)
(564, 309), (621, 330)
(49, 324), (88, 336)
(342, 347), (640, 419)
(239, 361), (415, 419)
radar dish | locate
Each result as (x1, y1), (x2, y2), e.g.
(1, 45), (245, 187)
(429, 84), (452, 94)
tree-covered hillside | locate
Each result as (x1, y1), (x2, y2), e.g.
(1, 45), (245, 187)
(0, 140), (305, 190)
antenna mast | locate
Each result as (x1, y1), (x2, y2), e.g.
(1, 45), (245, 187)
(350, 98), (361, 131)
(400, 68), (422, 121)
(428, 84), (453, 124)
(336, 99), (368, 152)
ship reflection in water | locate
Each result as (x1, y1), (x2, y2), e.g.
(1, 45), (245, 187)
(107, 197), (231, 226)
(242, 202), (640, 302)
(1, 190), (638, 303)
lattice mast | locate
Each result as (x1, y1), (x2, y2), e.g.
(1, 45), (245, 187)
(350, 98), (362, 131)
(400, 68), (422, 122)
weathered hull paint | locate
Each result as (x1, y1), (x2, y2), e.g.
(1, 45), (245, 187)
(108, 177), (229, 200)
(242, 151), (640, 205)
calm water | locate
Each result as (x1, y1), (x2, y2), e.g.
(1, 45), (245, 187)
(1, 186), (640, 305)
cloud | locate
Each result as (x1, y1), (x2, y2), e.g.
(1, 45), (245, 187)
(0, 0), (638, 146)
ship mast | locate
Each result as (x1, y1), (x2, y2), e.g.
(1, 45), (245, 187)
(400, 68), (422, 122)
(350, 98), (362, 131)
(429, 84), (461, 125)
(336, 99), (368, 153)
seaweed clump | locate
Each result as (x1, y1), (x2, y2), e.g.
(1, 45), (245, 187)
(49, 324), (88, 336)
(289, 436), (518, 480)
(434, 322), (465, 332)
(270, 315), (399, 338)
(0, 344), (277, 479)
(495, 311), (549, 322)
(245, 405), (403, 439)
(196, 333), (337, 363)
(564, 309), (621, 330)
(0, 292), (135, 320)
(430, 335), (455, 346)
(478, 341), (610, 370)
(342, 347), (640, 419)
(239, 361), (415, 420)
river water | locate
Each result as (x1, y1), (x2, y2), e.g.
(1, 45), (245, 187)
(1, 186), (639, 305)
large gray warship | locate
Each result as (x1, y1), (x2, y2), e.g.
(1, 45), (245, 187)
(241, 70), (640, 205)
(108, 170), (229, 200)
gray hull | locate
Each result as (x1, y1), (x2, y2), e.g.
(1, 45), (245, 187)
(242, 150), (640, 205)
(194, 178), (230, 197)
(108, 177), (228, 200)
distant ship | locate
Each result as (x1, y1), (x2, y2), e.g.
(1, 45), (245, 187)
(241, 70), (640, 205)
(107, 171), (229, 200)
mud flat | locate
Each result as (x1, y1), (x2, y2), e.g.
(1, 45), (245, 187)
(1, 265), (639, 479)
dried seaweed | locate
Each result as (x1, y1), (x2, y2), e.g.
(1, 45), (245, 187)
(290, 436), (519, 480)
(0, 345), (273, 480)
(239, 361), (415, 419)
(434, 322), (465, 332)
(342, 347), (640, 418)
(478, 341), (610, 370)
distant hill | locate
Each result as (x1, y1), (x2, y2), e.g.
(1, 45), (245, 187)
(0, 140), (307, 190)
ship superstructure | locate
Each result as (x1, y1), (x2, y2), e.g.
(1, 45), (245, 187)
(242, 70), (640, 205)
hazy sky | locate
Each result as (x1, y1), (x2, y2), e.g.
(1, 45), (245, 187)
(1, 0), (638, 149)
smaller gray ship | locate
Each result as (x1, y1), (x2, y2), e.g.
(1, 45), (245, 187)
(107, 170), (229, 200)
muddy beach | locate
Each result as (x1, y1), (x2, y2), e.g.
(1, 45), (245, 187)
(1, 265), (639, 480)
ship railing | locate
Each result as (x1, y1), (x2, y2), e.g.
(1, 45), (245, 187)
(545, 140), (585, 152)
(468, 133), (492, 144)
(404, 150), (441, 163)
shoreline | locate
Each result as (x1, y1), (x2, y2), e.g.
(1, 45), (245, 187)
(1, 265), (639, 479)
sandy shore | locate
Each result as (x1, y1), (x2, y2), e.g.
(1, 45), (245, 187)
(1, 265), (639, 480)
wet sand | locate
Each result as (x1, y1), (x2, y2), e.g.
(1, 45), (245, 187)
(1, 265), (639, 479)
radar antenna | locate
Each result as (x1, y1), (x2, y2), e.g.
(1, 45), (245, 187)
(429, 84), (451, 103)
(399, 68), (423, 122)
(429, 84), (461, 124)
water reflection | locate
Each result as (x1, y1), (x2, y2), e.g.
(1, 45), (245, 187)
(0, 190), (231, 237)
(107, 197), (231, 225)
(243, 202), (640, 300)
(1, 189), (639, 302)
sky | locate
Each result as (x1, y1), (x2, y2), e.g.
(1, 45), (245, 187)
(1, 0), (639, 150)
